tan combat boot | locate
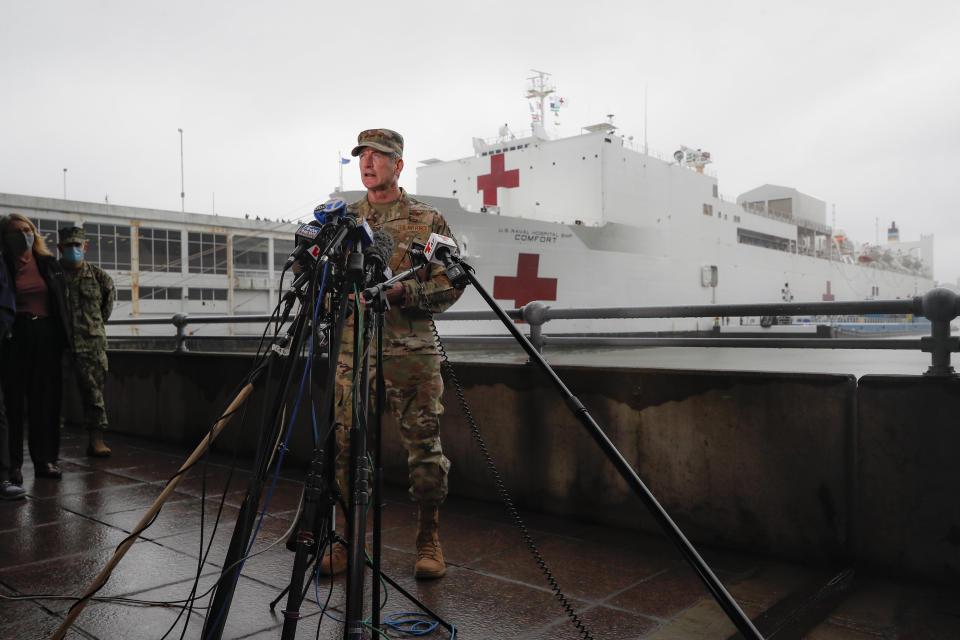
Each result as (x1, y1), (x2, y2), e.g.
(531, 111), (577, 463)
(87, 430), (112, 457)
(317, 542), (349, 576)
(414, 505), (446, 579)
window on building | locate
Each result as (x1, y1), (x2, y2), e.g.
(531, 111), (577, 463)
(188, 232), (227, 274)
(703, 204), (714, 216)
(116, 288), (133, 301)
(29, 217), (64, 250)
(273, 239), (295, 271)
(233, 235), (269, 271)
(84, 223), (132, 270)
(139, 286), (182, 300)
(139, 227), (182, 272)
(187, 288), (228, 301)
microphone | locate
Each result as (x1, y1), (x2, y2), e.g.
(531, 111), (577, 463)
(314, 197), (347, 223)
(362, 230), (394, 288)
(284, 222), (324, 268)
(423, 232), (459, 265)
(350, 215), (375, 249)
(423, 232), (469, 289)
(282, 198), (347, 270)
(364, 230), (394, 272)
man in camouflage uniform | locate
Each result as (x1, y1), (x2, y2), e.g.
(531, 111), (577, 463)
(321, 129), (463, 579)
(57, 226), (115, 457)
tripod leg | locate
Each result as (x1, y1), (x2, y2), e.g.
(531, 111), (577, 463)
(51, 380), (257, 640)
(281, 451), (336, 640)
(204, 309), (315, 640)
(278, 292), (352, 640)
(454, 261), (764, 640)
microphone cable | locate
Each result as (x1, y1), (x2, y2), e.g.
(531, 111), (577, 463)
(426, 312), (595, 640)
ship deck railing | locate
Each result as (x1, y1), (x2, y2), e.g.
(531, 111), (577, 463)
(106, 288), (960, 377)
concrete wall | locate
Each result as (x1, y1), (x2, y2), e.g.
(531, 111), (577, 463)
(98, 351), (958, 582)
(855, 375), (960, 583)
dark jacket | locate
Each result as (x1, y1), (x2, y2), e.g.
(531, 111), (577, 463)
(2, 253), (73, 351)
(0, 251), (13, 338)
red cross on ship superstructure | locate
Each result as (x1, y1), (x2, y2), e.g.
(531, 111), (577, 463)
(476, 153), (519, 206)
(493, 253), (558, 308)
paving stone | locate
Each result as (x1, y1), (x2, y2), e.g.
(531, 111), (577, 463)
(4, 426), (960, 639)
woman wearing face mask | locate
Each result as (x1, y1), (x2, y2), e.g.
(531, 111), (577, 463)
(0, 214), (72, 482)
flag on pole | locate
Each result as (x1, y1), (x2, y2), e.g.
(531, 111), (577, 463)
(340, 157), (350, 164)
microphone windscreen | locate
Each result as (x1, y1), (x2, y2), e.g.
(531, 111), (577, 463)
(365, 230), (394, 268)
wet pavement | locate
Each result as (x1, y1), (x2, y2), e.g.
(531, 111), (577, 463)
(2, 427), (960, 639)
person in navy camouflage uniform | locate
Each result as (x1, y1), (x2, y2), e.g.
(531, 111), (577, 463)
(319, 129), (463, 580)
(58, 226), (115, 457)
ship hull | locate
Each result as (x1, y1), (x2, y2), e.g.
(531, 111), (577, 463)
(386, 193), (935, 334)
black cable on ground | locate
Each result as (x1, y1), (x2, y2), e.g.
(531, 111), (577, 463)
(428, 314), (594, 640)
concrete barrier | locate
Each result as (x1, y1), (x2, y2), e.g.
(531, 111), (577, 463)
(98, 351), (958, 581)
(855, 375), (960, 584)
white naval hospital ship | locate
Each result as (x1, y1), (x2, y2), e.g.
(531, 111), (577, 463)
(0, 73), (936, 338)
(384, 73), (935, 334)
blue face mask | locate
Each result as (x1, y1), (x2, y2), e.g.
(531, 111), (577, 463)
(63, 246), (84, 263)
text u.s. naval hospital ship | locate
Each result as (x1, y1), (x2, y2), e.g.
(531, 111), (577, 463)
(349, 72), (936, 334)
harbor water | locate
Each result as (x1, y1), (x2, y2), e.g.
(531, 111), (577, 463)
(443, 343), (940, 378)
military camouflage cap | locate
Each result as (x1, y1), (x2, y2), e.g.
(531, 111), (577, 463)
(351, 129), (404, 157)
(58, 226), (85, 244)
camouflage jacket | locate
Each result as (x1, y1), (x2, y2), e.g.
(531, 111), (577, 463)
(63, 261), (115, 353)
(341, 189), (463, 356)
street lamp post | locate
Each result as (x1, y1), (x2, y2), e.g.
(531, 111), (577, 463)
(178, 128), (185, 213)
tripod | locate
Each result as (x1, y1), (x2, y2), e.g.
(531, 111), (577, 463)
(433, 248), (766, 640)
(51, 274), (319, 640)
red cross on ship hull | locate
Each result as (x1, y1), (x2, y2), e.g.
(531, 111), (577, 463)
(477, 154), (519, 206)
(493, 253), (558, 308)
(822, 281), (835, 301)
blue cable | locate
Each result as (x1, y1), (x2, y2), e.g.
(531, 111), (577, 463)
(383, 612), (457, 637)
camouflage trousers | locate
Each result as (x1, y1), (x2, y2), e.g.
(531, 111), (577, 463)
(73, 350), (109, 431)
(334, 349), (450, 506)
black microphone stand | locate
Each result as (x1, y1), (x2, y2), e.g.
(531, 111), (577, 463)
(343, 252), (371, 640)
(202, 296), (314, 639)
(369, 284), (387, 631)
(436, 251), (765, 640)
(277, 282), (351, 640)
(203, 220), (360, 640)
(205, 236), (456, 640)
(343, 257), (454, 639)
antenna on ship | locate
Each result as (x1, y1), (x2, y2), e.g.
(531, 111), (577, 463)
(526, 69), (555, 139)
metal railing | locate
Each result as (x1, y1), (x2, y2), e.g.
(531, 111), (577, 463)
(106, 288), (960, 376)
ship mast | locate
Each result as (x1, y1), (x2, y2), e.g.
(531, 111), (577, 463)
(526, 69), (555, 139)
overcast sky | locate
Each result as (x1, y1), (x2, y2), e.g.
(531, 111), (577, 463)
(2, 1), (959, 282)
